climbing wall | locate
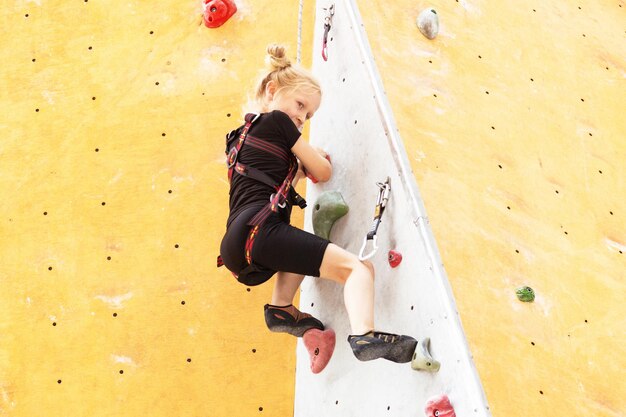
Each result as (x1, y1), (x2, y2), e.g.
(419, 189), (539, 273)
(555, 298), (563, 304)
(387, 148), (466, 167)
(295, 1), (490, 416)
(296, 0), (625, 416)
(0, 1), (314, 416)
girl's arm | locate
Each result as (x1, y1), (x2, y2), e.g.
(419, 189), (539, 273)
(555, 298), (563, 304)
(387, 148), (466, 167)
(291, 137), (332, 183)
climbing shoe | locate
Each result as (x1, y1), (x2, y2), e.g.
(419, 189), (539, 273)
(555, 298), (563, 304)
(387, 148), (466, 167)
(348, 331), (417, 363)
(264, 304), (324, 337)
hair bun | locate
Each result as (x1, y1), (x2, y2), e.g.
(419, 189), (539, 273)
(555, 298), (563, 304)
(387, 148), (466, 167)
(265, 44), (291, 71)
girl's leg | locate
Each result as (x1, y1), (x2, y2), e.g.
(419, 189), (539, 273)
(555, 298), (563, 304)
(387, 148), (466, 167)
(271, 271), (305, 306)
(318, 243), (375, 336)
(265, 271), (324, 337)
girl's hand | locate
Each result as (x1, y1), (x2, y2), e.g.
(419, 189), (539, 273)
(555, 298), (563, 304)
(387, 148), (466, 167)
(303, 154), (331, 184)
(291, 137), (332, 183)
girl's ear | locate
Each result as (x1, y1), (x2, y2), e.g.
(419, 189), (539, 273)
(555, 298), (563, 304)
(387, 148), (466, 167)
(265, 80), (277, 101)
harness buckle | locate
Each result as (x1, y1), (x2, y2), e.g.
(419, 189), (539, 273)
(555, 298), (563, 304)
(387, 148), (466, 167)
(270, 193), (287, 209)
(227, 147), (238, 169)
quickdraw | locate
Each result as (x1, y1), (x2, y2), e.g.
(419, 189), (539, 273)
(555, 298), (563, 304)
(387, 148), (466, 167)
(321, 4), (335, 61)
(359, 177), (391, 261)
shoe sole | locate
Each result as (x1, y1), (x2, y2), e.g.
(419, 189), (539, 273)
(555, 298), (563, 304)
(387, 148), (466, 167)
(352, 338), (417, 363)
(267, 323), (312, 338)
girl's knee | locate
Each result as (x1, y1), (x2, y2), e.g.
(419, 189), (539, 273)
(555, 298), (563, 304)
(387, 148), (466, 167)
(361, 259), (375, 279)
(320, 244), (371, 284)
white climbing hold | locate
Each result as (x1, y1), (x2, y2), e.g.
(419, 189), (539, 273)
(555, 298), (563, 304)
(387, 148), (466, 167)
(417, 8), (439, 40)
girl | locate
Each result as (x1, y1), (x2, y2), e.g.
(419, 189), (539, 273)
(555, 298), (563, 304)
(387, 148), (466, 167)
(219, 44), (416, 363)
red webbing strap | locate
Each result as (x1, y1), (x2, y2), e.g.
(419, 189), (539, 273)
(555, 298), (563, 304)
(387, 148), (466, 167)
(245, 136), (290, 162)
(243, 154), (299, 265)
(247, 154), (298, 227)
(245, 225), (260, 265)
(227, 113), (259, 182)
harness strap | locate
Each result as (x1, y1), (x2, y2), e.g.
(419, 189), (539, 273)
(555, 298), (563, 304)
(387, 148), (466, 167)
(244, 154), (299, 264)
(227, 113), (260, 181)
(220, 113), (306, 275)
(233, 161), (306, 209)
(234, 162), (279, 190)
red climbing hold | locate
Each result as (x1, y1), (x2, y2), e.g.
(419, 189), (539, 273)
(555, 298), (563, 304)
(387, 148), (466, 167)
(424, 394), (456, 417)
(203, 0), (237, 28)
(302, 328), (335, 374)
(388, 250), (402, 268)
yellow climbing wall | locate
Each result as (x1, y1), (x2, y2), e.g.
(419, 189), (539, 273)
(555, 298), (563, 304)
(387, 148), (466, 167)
(0, 1), (313, 416)
(3, 0), (625, 416)
(357, 0), (625, 416)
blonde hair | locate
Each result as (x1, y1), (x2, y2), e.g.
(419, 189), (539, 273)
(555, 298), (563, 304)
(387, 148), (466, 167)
(247, 44), (321, 113)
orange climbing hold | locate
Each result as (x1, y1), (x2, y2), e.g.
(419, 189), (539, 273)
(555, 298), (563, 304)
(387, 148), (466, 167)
(302, 328), (336, 374)
(203, 0), (237, 28)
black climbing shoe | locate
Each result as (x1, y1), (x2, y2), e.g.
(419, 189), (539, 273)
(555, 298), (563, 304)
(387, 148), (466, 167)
(264, 304), (324, 337)
(348, 331), (417, 363)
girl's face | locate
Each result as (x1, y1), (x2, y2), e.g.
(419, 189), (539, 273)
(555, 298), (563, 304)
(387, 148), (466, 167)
(265, 83), (321, 131)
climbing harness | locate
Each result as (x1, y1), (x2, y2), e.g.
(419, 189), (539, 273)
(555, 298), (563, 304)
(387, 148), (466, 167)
(217, 113), (307, 284)
(359, 177), (391, 261)
(321, 4), (335, 61)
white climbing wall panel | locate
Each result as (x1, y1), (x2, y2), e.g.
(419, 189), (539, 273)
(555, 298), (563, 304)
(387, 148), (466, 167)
(294, 1), (491, 416)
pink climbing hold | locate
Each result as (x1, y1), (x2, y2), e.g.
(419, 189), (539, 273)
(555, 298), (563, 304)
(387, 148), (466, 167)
(302, 328), (336, 374)
(202, 0), (237, 28)
(388, 250), (402, 268)
(424, 394), (456, 417)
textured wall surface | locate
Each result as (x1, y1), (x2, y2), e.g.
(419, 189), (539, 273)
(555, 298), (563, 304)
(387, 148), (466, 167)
(295, 3), (490, 416)
(0, 1), (313, 416)
(2, 0), (625, 416)
(353, 0), (625, 416)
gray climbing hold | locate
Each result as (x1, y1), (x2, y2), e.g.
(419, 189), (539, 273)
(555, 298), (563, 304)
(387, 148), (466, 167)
(417, 8), (439, 40)
(411, 337), (441, 372)
(312, 191), (349, 240)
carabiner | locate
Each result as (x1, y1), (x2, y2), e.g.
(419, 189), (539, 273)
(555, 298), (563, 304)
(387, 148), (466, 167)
(321, 4), (335, 61)
(270, 193), (287, 209)
(359, 235), (378, 261)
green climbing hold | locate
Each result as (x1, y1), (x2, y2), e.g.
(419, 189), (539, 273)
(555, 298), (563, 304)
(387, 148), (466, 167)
(312, 191), (349, 240)
(516, 286), (535, 302)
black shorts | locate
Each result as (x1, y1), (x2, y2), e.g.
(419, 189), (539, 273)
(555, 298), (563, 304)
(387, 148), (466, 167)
(220, 205), (330, 286)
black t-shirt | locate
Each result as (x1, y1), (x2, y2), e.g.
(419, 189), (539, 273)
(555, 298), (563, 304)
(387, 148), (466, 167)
(226, 110), (301, 228)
